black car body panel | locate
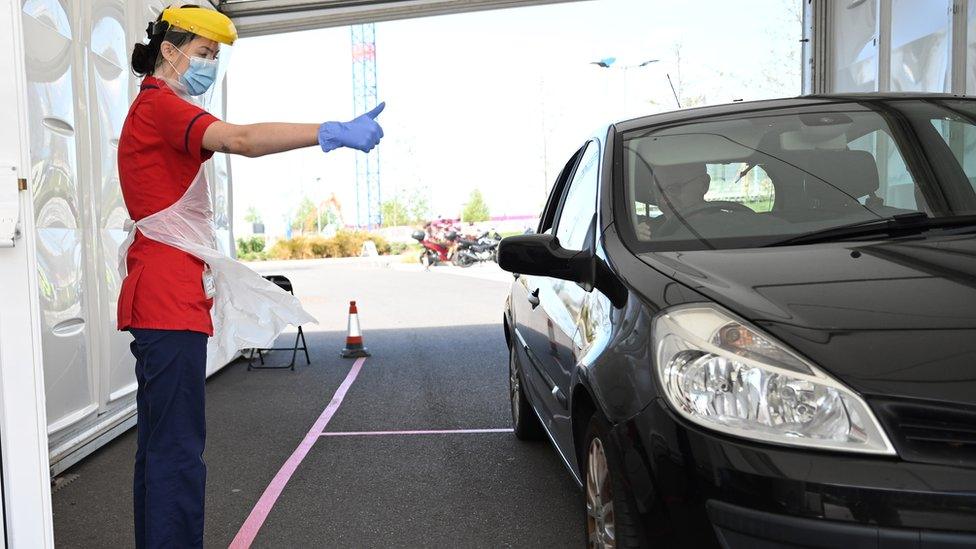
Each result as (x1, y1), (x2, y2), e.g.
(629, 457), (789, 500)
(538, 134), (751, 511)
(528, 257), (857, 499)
(615, 400), (976, 546)
(501, 94), (976, 548)
(638, 236), (976, 405)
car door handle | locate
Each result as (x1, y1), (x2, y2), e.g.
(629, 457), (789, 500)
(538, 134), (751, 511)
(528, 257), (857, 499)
(527, 288), (540, 309)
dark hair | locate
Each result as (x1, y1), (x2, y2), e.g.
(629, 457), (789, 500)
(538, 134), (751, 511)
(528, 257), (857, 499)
(130, 4), (199, 77)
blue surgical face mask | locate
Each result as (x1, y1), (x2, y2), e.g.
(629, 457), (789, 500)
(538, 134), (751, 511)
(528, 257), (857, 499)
(169, 48), (217, 96)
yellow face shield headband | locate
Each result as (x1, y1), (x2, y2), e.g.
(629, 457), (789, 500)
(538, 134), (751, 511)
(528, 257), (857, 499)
(160, 7), (238, 45)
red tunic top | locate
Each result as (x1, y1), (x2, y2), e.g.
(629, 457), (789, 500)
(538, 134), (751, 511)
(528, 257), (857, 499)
(117, 76), (220, 335)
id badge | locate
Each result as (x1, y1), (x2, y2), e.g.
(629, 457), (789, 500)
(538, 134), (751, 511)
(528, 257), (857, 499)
(203, 268), (216, 298)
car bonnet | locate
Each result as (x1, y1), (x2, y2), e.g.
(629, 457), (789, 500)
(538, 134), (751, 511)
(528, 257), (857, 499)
(637, 234), (976, 404)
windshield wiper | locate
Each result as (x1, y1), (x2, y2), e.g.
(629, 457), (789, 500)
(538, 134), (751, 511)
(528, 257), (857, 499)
(764, 212), (976, 247)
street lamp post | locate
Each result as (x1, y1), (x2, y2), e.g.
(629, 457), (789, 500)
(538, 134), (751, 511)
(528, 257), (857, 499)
(315, 177), (322, 233)
(590, 57), (659, 118)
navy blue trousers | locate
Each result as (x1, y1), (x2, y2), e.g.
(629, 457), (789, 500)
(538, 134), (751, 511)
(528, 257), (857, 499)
(129, 329), (208, 549)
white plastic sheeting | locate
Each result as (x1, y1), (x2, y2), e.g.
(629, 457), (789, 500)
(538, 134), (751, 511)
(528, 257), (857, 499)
(831, 0), (879, 92)
(890, 0), (952, 92)
(819, 0), (973, 95)
(122, 167), (315, 371)
(20, 0), (236, 470)
(22, 0), (99, 439)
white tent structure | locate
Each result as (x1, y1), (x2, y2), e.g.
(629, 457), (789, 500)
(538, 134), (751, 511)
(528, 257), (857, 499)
(0, 0), (973, 546)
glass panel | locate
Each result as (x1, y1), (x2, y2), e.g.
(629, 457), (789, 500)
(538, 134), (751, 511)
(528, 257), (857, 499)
(848, 131), (919, 210)
(890, 0), (952, 92)
(704, 163), (776, 213)
(832, 0), (878, 92)
(930, 107), (976, 193)
(554, 142), (599, 251)
(539, 148), (583, 234)
(621, 100), (976, 251)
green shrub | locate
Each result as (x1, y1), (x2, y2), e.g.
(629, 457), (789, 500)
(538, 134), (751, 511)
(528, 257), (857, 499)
(238, 251), (269, 262)
(236, 236), (266, 255)
(269, 236), (315, 260)
(266, 231), (393, 260)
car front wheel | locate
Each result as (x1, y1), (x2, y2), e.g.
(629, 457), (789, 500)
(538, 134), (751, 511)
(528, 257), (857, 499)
(583, 414), (642, 548)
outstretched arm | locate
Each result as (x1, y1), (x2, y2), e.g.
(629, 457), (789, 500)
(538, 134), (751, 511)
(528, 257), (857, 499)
(202, 122), (319, 158)
(202, 102), (386, 158)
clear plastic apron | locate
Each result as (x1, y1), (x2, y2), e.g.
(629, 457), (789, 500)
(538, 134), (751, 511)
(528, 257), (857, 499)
(119, 166), (317, 371)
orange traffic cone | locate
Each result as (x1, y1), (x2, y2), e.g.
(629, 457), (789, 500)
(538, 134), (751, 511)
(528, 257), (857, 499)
(340, 301), (371, 358)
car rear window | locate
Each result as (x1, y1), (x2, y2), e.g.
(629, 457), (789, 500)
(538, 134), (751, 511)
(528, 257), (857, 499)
(619, 99), (976, 251)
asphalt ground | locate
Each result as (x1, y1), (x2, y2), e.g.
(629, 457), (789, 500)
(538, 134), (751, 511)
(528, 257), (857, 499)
(51, 260), (583, 548)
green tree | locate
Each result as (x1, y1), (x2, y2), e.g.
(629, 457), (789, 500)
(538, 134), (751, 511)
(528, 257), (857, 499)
(380, 189), (432, 226)
(291, 197), (337, 234)
(380, 198), (411, 227)
(244, 206), (262, 225)
(461, 189), (490, 222)
(408, 188), (431, 223)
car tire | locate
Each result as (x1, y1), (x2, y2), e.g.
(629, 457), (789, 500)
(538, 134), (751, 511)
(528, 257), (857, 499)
(509, 341), (543, 440)
(583, 414), (643, 549)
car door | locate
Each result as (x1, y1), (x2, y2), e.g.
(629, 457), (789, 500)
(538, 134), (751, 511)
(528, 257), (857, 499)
(539, 141), (601, 448)
(511, 146), (585, 426)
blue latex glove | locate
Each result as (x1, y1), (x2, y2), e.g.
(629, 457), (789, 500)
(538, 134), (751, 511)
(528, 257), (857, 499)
(318, 102), (386, 153)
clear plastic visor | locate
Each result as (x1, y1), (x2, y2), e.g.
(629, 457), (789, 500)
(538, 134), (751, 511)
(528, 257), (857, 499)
(156, 28), (233, 110)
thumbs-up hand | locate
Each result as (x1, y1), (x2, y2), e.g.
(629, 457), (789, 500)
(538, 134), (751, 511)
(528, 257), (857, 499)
(318, 101), (386, 153)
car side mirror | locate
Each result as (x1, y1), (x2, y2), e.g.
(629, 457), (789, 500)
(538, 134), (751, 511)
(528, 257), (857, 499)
(497, 234), (594, 287)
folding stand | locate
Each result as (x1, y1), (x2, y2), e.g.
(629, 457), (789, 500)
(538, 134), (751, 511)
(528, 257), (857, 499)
(246, 275), (311, 371)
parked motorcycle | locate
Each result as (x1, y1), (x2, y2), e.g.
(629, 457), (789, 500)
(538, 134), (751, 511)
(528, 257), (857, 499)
(411, 229), (457, 268)
(452, 231), (501, 268)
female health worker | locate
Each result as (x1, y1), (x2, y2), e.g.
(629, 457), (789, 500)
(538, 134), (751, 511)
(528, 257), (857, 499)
(118, 5), (384, 547)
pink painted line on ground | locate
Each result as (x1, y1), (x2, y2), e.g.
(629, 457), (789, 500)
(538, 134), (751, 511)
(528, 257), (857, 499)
(229, 357), (367, 549)
(320, 428), (513, 437)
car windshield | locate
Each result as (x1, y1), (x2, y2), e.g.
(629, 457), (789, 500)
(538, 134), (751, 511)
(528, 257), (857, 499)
(619, 99), (976, 251)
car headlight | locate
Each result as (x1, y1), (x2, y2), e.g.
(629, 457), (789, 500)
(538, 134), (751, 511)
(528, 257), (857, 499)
(653, 305), (895, 455)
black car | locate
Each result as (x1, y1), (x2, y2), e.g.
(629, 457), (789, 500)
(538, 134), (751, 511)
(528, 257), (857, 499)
(498, 95), (976, 548)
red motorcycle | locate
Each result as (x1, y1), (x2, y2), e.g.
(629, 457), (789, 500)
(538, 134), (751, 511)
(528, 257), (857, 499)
(411, 227), (458, 268)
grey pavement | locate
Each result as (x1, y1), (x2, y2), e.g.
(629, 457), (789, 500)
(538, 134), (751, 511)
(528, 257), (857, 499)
(51, 260), (583, 548)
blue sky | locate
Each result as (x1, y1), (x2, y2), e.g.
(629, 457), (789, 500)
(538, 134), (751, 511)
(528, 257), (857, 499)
(228, 0), (801, 233)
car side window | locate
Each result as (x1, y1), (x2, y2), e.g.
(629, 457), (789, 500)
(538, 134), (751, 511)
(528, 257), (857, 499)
(553, 142), (599, 252)
(848, 130), (920, 210)
(931, 116), (976, 192)
(538, 146), (586, 234)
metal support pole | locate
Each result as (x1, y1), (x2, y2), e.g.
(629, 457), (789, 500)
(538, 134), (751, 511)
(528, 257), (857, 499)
(877, 0), (892, 92)
(803, 0), (832, 94)
(951, 0), (970, 94)
(351, 23), (381, 229)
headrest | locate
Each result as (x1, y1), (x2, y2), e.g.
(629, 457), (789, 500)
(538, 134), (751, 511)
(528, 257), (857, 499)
(780, 149), (880, 201)
(633, 162), (708, 204)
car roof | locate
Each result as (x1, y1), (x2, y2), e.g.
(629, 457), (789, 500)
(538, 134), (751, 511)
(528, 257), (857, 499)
(612, 93), (976, 133)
